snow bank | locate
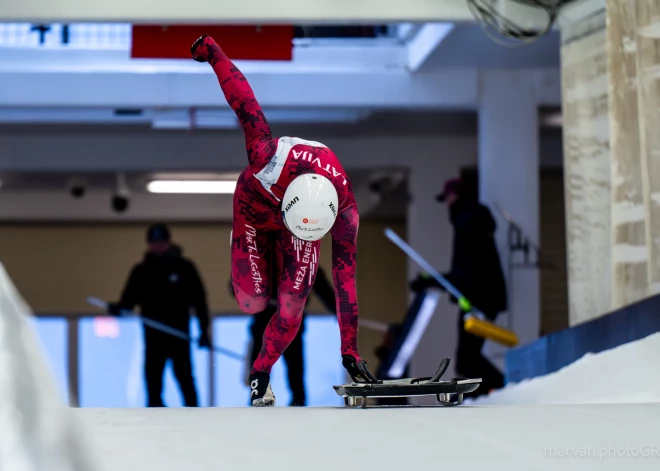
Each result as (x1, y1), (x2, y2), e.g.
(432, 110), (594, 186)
(0, 262), (97, 471)
(469, 332), (660, 405)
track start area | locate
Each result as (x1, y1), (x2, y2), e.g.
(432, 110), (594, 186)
(75, 403), (660, 471)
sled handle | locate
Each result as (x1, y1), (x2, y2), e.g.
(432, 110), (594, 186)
(429, 357), (451, 382)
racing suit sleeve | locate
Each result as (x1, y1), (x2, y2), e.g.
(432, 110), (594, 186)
(329, 204), (360, 358)
(202, 38), (277, 173)
(312, 266), (337, 314)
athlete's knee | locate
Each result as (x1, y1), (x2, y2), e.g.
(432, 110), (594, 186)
(277, 294), (305, 325)
(242, 300), (270, 315)
(232, 284), (270, 314)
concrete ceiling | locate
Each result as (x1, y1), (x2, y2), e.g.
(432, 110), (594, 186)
(0, 169), (410, 221)
(0, 108), (562, 222)
(425, 23), (561, 69)
(0, 108), (561, 138)
(0, 169), (394, 192)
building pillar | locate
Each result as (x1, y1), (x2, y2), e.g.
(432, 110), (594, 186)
(607, 0), (648, 309)
(632, 0), (660, 296)
(559, 1), (660, 324)
(560, 10), (612, 325)
(478, 69), (540, 350)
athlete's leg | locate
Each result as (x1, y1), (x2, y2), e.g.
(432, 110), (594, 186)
(251, 233), (321, 375)
(283, 317), (306, 406)
(230, 171), (273, 313)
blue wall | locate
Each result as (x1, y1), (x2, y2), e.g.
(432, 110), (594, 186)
(506, 294), (660, 383)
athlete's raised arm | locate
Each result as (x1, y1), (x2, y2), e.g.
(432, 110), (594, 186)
(191, 35), (276, 172)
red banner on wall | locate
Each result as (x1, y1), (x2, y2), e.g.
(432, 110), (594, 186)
(131, 25), (294, 61)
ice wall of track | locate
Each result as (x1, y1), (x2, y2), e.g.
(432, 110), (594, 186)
(469, 332), (660, 406)
(0, 261), (96, 471)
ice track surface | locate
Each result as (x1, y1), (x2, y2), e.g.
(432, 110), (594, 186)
(73, 332), (660, 470)
(72, 403), (660, 471)
(3, 257), (660, 471)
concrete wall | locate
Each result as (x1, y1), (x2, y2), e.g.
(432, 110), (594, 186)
(560, 10), (612, 326)
(561, 1), (660, 326)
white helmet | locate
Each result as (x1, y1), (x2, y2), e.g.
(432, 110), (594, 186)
(281, 173), (339, 241)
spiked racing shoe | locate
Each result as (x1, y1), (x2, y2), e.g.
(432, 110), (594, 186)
(249, 371), (276, 407)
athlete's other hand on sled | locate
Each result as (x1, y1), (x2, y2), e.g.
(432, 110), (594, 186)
(342, 354), (382, 384)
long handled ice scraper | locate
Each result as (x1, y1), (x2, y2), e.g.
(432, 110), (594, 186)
(86, 296), (244, 360)
(384, 228), (518, 347)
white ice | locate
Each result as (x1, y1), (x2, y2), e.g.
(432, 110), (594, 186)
(469, 332), (660, 406)
(74, 403), (660, 471)
(3, 257), (660, 471)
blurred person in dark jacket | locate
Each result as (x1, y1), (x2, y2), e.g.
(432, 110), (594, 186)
(410, 177), (506, 397)
(107, 223), (211, 407)
(232, 233), (336, 406)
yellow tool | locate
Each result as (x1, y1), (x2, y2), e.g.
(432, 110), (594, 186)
(464, 315), (519, 347)
(455, 295), (518, 347)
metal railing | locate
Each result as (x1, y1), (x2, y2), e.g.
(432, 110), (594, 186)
(31, 312), (223, 407)
(30, 311), (342, 408)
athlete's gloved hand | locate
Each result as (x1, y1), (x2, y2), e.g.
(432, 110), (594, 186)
(342, 354), (382, 384)
(190, 34), (215, 63)
(197, 331), (211, 349)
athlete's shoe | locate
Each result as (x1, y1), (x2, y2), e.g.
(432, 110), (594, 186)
(342, 354), (382, 384)
(249, 371), (276, 407)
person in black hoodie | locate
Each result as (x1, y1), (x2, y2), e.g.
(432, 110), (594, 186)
(410, 177), (507, 397)
(107, 224), (211, 407)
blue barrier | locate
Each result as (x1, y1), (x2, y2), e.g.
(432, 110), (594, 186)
(505, 294), (660, 383)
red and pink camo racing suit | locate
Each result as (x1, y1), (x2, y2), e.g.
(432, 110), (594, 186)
(195, 37), (362, 375)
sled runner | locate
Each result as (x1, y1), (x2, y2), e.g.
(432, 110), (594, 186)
(333, 358), (481, 408)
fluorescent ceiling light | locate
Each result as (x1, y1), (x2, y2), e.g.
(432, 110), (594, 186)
(150, 172), (241, 181)
(147, 180), (237, 194)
